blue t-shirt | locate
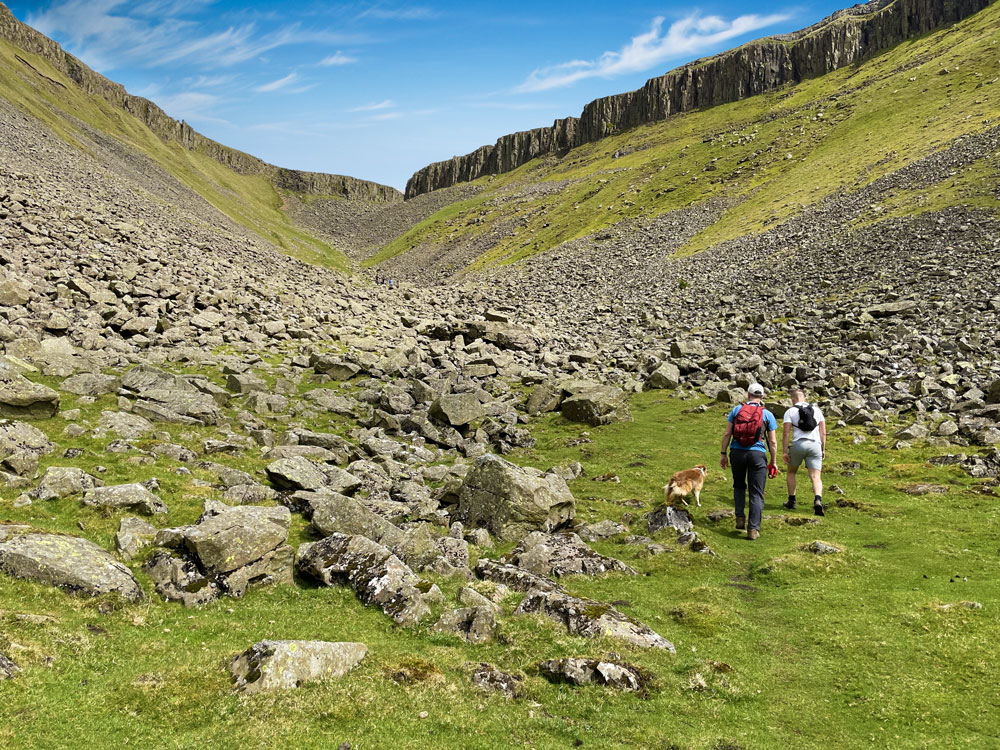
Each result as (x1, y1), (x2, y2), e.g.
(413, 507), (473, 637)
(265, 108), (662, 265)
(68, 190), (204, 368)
(727, 404), (777, 453)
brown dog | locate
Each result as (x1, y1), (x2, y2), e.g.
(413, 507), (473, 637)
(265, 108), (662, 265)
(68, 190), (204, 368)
(664, 465), (708, 507)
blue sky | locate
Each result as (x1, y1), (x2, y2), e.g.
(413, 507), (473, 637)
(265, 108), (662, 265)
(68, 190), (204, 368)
(7, 1), (849, 190)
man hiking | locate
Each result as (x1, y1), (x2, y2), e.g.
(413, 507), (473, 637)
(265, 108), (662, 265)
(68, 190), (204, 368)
(720, 383), (778, 540)
(782, 388), (827, 515)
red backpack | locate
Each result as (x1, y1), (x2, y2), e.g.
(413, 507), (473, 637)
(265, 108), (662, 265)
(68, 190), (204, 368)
(733, 403), (765, 447)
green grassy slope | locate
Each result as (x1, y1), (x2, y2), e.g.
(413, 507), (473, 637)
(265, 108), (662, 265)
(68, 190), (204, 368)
(1, 375), (997, 748)
(0, 39), (352, 271)
(368, 4), (1000, 271)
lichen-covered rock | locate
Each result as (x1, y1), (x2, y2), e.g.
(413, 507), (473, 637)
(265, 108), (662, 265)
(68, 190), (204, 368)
(143, 549), (219, 607)
(646, 505), (694, 535)
(98, 410), (154, 440)
(0, 420), (54, 476)
(430, 392), (486, 426)
(61, 373), (120, 396)
(0, 371), (59, 419)
(432, 606), (497, 643)
(83, 483), (167, 515)
(266, 456), (328, 491)
(296, 533), (430, 626)
(806, 540), (842, 555)
(0, 652), (19, 680)
(561, 385), (631, 426)
(647, 362), (681, 390)
(115, 516), (157, 560)
(577, 520), (628, 541)
(470, 663), (522, 697)
(458, 454), (575, 541)
(474, 558), (563, 593)
(182, 504), (291, 575)
(0, 533), (144, 601)
(229, 640), (367, 694)
(32, 466), (104, 500)
(504, 532), (636, 578)
(309, 492), (405, 550)
(539, 658), (645, 691)
(515, 589), (674, 651)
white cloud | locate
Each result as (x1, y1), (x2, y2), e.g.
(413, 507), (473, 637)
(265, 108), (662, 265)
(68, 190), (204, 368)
(319, 51), (357, 66)
(357, 6), (436, 21)
(27, 0), (366, 71)
(350, 99), (394, 112)
(155, 90), (229, 124)
(254, 72), (299, 93)
(515, 12), (791, 93)
(368, 111), (402, 121)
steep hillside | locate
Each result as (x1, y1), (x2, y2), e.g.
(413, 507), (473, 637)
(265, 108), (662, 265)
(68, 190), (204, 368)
(374, 0), (999, 278)
(405, 0), (993, 198)
(0, 2), (399, 270)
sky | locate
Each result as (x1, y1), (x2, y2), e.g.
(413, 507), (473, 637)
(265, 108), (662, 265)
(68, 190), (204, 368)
(6, 1), (850, 190)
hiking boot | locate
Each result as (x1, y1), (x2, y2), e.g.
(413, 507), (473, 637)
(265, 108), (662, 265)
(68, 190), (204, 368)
(735, 516), (746, 530)
(813, 501), (825, 516)
(748, 529), (760, 540)
(783, 498), (796, 510)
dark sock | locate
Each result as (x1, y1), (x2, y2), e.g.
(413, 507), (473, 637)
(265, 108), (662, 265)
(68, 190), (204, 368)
(788, 495), (796, 503)
(814, 495), (822, 504)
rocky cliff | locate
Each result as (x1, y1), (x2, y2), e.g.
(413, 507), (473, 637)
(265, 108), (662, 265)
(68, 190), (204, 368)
(0, 3), (401, 203)
(405, 0), (993, 198)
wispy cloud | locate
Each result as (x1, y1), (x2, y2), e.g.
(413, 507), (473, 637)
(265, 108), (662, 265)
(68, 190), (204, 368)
(368, 111), (402, 121)
(319, 51), (357, 66)
(254, 72), (300, 92)
(350, 99), (394, 112)
(357, 6), (436, 21)
(28, 0), (367, 71)
(155, 90), (230, 125)
(515, 12), (791, 93)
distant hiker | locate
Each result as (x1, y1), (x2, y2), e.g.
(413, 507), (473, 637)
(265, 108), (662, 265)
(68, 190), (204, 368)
(388, 278), (395, 290)
(375, 273), (382, 285)
(782, 388), (827, 515)
(720, 383), (778, 540)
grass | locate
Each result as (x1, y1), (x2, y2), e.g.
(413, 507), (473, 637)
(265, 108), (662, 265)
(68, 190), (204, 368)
(368, 4), (1000, 271)
(0, 40), (351, 272)
(2, 379), (998, 748)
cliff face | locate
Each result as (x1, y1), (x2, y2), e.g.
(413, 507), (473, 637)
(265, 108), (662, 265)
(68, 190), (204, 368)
(405, 0), (993, 199)
(0, 3), (402, 204)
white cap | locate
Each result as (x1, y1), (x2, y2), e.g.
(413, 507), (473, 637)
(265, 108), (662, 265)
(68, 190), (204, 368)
(748, 383), (765, 396)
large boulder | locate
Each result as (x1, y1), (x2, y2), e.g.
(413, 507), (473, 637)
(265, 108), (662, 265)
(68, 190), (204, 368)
(561, 386), (631, 426)
(83, 483), (167, 515)
(309, 492), (404, 550)
(430, 393), (486, 427)
(474, 558), (563, 593)
(296, 533), (430, 626)
(458, 454), (575, 541)
(647, 362), (681, 390)
(146, 503), (293, 604)
(515, 589), (674, 650)
(266, 456), (328, 491)
(61, 373), (120, 396)
(0, 371), (59, 419)
(229, 640), (367, 694)
(32, 467), (104, 500)
(98, 411), (154, 440)
(504, 532), (636, 578)
(0, 532), (144, 601)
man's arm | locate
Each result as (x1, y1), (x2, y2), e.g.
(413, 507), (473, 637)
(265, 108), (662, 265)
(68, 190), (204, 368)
(767, 429), (778, 465)
(782, 422), (791, 465)
(720, 423), (733, 468)
(819, 421), (827, 458)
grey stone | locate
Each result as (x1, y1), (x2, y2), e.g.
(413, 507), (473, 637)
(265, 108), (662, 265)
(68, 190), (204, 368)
(115, 516), (157, 559)
(61, 373), (120, 396)
(539, 658), (645, 691)
(83, 483), (167, 515)
(98, 410), (155, 439)
(0, 533), (144, 601)
(474, 558), (563, 593)
(0, 371), (59, 419)
(0, 652), (19, 680)
(807, 540), (842, 555)
(505, 532), (636, 578)
(432, 606), (497, 643)
(296, 533), (430, 626)
(515, 589), (674, 650)
(577, 520), (628, 541)
(458, 454), (575, 541)
(647, 362), (681, 390)
(266, 456), (328, 491)
(470, 663), (522, 697)
(561, 386), (631, 426)
(646, 505), (694, 534)
(32, 466), (103, 500)
(229, 640), (367, 693)
(430, 393), (486, 426)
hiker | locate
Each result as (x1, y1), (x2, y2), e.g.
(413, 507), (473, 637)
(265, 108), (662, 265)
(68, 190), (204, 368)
(782, 388), (827, 515)
(720, 383), (778, 540)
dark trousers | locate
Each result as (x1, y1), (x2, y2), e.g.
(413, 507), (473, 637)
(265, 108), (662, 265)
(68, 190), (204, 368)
(730, 449), (767, 531)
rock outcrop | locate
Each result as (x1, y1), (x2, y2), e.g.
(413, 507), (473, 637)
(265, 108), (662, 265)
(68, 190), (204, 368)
(405, 0), (992, 197)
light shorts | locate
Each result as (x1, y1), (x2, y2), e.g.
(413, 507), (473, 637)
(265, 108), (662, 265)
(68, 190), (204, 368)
(789, 439), (823, 470)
